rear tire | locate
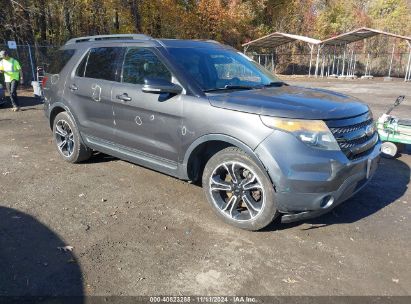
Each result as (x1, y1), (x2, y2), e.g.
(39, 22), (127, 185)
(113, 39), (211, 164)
(381, 141), (398, 158)
(202, 147), (278, 231)
(52, 112), (92, 163)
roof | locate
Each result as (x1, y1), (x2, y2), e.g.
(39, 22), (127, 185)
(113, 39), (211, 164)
(242, 27), (411, 49)
(157, 39), (226, 49)
(64, 34), (226, 49)
(242, 32), (321, 49)
(321, 27), (411, 45)
(65, 34), (152, 45)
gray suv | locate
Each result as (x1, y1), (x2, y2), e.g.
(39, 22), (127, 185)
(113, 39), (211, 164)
(43, 34), (380, 230)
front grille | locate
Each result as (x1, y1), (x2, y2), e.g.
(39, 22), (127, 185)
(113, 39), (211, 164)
(326, 112), (378, 160)
(329, 119), (373, 135)
(337, 133), (373, 149)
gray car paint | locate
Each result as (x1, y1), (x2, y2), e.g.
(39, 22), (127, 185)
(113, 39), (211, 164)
(208, 85), (370, 119)
(255, 130), (380, 212)
(43, 38), (380, 221)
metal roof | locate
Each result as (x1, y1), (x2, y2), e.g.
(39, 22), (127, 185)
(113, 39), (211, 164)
(242, 32), (321, 49)
(242, 28), (411, 49)
(321, 27), (411, 45)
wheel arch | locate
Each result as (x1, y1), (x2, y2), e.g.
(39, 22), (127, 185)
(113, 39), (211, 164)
(49, 102), (77, 130)
(182, 134), (269, 182)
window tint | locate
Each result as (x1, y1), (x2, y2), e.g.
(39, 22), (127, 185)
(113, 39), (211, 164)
(46, 49), (75, 74)
(122, 48), (171, 84)
(75, 52), (89, 77)
(84, 47), (123, 81)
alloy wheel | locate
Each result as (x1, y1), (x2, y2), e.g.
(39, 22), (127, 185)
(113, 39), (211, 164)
(55, 119), (75, 157)
(209, 161), (265, 221)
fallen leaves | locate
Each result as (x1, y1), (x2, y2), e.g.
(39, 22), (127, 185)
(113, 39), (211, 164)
(57, 245), (74, 252)
(282, 278), (298, 284)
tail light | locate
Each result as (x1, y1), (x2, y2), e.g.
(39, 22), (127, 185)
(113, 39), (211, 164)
(41, 76), (49, 88)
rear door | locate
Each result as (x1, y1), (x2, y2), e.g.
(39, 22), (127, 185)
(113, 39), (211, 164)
(64, 46), (124, 142)
(111, 47), (183, 162)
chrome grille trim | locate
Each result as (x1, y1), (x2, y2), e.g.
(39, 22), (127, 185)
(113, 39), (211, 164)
(326, 113), (378, 160)
(329, 119), (373, 134)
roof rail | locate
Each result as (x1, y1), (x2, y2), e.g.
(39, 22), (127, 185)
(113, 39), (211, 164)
(65, 34), (152, 45)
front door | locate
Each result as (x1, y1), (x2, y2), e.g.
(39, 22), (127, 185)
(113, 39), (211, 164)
(111, 47), (183, 163)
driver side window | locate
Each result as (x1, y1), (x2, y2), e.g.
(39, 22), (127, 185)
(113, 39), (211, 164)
(121, 48), (172, 85)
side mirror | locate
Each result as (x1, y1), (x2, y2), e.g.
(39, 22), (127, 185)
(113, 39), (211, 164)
(142, 78), (182, 95)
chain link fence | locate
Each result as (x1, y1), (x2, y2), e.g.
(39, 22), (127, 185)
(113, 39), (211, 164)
(250, 52), (411, 79)
(0, 44), (60, 86)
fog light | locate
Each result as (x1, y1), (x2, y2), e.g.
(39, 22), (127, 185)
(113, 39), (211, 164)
(320, 195), (334, 209)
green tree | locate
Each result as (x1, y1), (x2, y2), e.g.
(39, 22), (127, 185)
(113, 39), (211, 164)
(369, 0), (411, 34)
(314, 0), (369, 37)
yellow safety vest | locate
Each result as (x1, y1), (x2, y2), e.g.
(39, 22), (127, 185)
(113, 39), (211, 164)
(0, 58), (21, 82)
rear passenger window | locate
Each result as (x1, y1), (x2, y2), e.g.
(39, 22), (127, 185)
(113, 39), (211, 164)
(75, 52), (89, 77)
(46, 49), (75, 74)
(83, 47), (123, 81)
(122, 48), (171, 84)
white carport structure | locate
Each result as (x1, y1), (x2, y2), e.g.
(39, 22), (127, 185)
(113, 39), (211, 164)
(242, 32), (321, 77)
(319, 27), (411, 81)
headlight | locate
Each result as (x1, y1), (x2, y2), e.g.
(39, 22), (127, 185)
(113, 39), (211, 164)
(260, 116), (340, 150)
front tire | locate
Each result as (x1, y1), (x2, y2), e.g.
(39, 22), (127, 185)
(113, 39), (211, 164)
(381, 141), (398, 158)
(52, 112), (92, 163)
(202, 147), (278, 231)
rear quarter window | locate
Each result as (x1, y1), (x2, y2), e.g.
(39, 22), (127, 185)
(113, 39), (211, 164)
(46, 49), (76, 74)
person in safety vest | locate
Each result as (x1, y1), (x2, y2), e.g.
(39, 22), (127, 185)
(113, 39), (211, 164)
(0, 50), (24, 111)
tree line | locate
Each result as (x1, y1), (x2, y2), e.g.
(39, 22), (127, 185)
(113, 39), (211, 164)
(0, 0), (410, 49)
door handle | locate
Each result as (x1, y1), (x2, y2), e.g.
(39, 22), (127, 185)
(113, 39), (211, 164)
(69, 84), (78, 91)
(116, 93), (132, 102)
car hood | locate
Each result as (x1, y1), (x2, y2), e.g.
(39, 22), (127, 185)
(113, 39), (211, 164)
(207, 85), (369, 120)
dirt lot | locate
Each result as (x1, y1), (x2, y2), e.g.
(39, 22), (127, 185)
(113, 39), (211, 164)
(0, 78), (410, 297)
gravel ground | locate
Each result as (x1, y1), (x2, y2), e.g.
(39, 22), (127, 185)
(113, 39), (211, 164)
(0, 78), (410, 297)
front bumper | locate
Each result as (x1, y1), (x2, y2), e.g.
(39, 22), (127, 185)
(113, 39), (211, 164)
(255, 131), (381, 223)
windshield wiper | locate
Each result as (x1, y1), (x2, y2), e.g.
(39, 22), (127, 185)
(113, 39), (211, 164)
(203, 85), (255, 93)
(264, 81), (287, 87)
(203, 83), (285, 93)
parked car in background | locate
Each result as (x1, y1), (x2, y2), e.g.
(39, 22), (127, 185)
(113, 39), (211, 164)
(42, 34), (381, 230)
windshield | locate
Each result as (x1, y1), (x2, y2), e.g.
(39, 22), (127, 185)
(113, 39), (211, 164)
(167, 47), (281, 92)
